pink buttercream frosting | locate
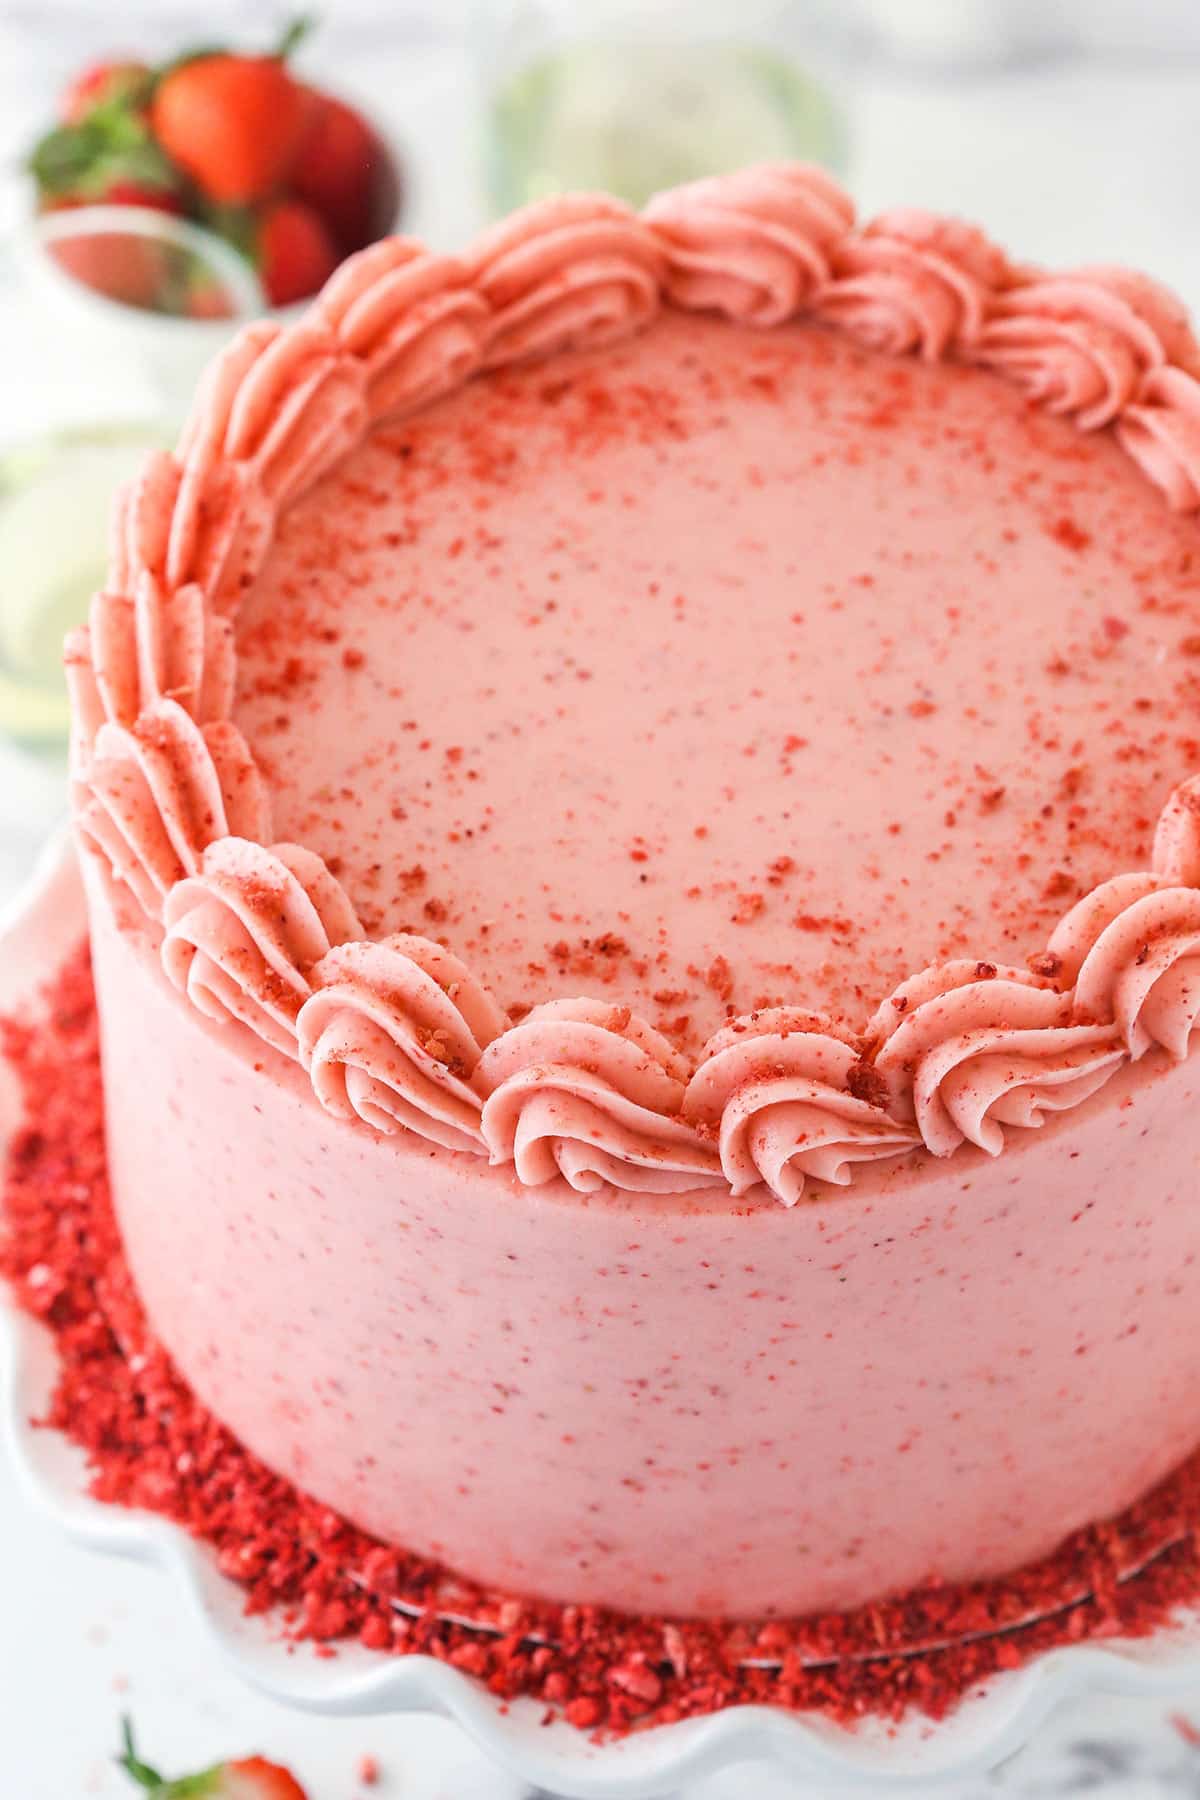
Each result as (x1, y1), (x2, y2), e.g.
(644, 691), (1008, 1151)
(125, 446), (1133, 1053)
(109, 450), (269, 617)
(161, 837), (360, 1059)
(298, 933), (506, 1151)
(644, 162), (853, 325)
(1117, 367), (1200, 510)
(977, 266), (1200, 429)
(317, 239), (490, 420)
(74, 700), (268, 918)
(471, 194), (664, 366)
(684, 1009), (916, 1204)
(1155, 774), (1200, 885)
(869, 962), (1125, 1158)
(1052, 880), (1200, 1061)
(181, 322), (367, 499)
(478, 999), (723, 1194)
(816, 209), (1013, 359)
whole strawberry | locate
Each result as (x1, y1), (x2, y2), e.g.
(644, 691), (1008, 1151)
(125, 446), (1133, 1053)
(290, 89), (386, 254)
(257, 197), (340, 306)
(151, 21), (315, 206)
(118, 1717), (308, 1800)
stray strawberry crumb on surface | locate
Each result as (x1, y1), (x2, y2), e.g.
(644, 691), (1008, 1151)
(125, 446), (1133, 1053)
(4, 945), (1200, 1741)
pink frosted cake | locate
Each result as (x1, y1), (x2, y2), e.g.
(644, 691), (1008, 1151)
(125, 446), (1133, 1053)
(66, 167), (1200, 1622)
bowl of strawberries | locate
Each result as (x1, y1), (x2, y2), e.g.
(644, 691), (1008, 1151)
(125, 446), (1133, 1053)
(18, 17), (403, 407)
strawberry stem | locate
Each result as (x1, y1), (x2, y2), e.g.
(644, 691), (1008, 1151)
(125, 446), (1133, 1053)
(117, 1717), (165, 1791)
(276, 13), (315, 60)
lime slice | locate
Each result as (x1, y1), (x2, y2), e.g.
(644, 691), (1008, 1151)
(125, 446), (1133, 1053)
(0, 428), (167, 752)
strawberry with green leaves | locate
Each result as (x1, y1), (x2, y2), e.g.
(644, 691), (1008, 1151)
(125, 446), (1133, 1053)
(117, 1718), (308, 1800)
(26, 15), (396, 311)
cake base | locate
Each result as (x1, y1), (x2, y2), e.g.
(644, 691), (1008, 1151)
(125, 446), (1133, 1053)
(5, 936), (1200, 1746)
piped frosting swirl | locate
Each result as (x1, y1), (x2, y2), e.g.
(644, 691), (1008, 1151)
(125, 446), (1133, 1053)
(1050, 878), (1200, 1061)
(1116, 368), (1200, 511)
(298, 934), (507, 1152)
(976, 266), (1200, 429)
(161, 838), (361, 1059)
(472, 195), (664, 367)
(478, 1000), (723, 1194)
(816, 209), (1013, 359)
(868, 962), (1125, 1158)
(74, 700), (269, 919)
(318, 239), (490, 421)
(684, 1009), (916, 1205)
(644, 163), (854, 326)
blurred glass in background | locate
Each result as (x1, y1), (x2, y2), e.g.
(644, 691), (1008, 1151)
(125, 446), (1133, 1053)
(483, 0), (847, 212)
(0, 428), (166, 749)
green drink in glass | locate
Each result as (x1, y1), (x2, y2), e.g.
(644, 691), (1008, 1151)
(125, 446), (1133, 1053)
(0, 428), (166, 752)
(484, 0), (847, 215)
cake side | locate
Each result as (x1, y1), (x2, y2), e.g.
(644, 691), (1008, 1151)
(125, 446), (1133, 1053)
(64, 166), (1200, 1210)
(86, 860), (1200, 1616)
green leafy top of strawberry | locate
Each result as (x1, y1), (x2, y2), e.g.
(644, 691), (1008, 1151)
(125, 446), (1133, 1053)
(117, 1717), (222, 1798)
(116, 1718), (308, 1799)
(30, 102), (177, 201)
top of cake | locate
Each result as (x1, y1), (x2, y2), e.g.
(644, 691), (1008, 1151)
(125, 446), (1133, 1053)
(68, 166), (1200, 1206)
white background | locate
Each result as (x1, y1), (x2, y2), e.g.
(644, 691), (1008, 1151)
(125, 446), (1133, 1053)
(3, 4), (1200, 1793)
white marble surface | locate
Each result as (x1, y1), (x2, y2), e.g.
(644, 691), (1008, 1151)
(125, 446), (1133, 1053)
(3, 8), (1200, 1795)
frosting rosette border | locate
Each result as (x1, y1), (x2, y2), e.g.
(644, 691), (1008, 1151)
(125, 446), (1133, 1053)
(64, 165), (1200, 1204)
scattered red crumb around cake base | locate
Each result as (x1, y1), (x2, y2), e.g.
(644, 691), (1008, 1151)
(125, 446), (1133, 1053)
(3, 943), (1200, 1741)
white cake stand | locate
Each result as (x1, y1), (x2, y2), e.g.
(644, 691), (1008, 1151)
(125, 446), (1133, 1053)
(3, 839), (1200, 1800)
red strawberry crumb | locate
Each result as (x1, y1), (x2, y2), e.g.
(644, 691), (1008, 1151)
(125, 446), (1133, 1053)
(1050, 516), (1091, 552)
(704, 955), (733, 999)
(357, 1752), (381, 1785)
(608, 1658), (663, 1704)
(6, 946), (1200, 1741)
(731, 893), (765, 925)
(845, 1061), (889, 1110)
